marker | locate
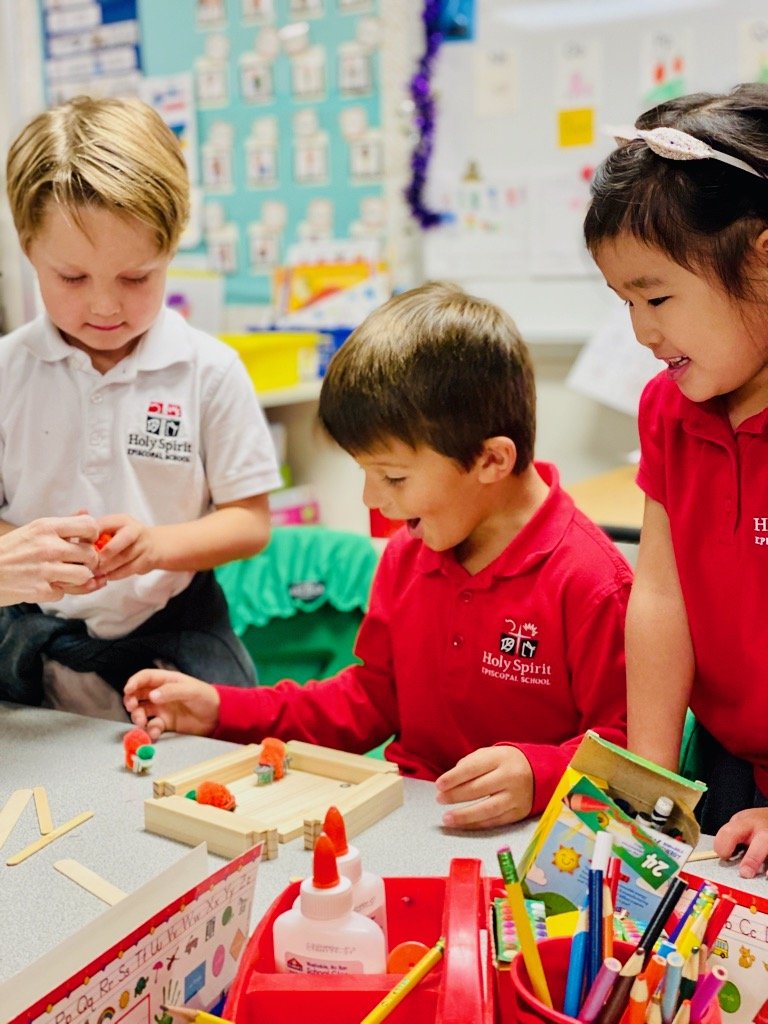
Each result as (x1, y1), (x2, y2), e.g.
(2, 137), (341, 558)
(587, 832), (612, 986)
(497, 846), (552, 1008)
(360, 937), (445, 1023)
(650, 796), (674, 831)
(161, 1008), (234, 1024)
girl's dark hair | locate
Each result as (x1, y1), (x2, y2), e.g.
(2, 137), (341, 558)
(584, 83), (768, 297)
(318, 282), (536, 473)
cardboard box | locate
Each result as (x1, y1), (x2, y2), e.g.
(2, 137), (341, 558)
(518, 732), (706, 924)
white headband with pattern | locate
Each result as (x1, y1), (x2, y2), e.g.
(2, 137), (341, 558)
(608, 125), (764, 179)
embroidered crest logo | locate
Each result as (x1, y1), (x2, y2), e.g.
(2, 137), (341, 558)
(500, 620), (538, 659)
(146, 400), (182, 437)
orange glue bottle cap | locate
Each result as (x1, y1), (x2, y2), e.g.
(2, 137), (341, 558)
(323, 805), (350, 856)
(299, 832), (353, 920)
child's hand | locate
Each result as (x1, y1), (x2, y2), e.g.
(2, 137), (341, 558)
(93, 515), (160, 580)
(0, 514), (105, 604)
(123, 668), (221, 741)
(434, 746), (534, 829)
(713, 808), (768, 879)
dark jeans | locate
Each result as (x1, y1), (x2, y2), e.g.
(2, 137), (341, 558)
(693, 726), (768, 834)
(0, 570), (256, 707)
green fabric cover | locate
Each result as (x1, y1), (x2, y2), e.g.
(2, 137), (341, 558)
(215, 525), (379, 631)
(215, 526), (388, 758)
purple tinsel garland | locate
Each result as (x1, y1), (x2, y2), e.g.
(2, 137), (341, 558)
(405, 0), (446, 229)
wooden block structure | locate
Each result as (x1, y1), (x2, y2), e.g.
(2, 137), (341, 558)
(144, 740), (403, 860)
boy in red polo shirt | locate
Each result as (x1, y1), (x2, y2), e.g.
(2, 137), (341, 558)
(124, 283), (630, 827)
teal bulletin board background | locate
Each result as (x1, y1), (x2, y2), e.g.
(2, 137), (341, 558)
(138, 0), (383, 307)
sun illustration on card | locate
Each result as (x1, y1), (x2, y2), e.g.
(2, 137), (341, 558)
(552, 844), (582, 874)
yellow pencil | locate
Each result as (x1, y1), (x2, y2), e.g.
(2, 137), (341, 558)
(359, 937), (445, 1024)
(497, 846), (553, 1008)
(161, 1007), (234, 1024)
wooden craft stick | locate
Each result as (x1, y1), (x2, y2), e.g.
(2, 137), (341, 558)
(54, 859), (126, 905)
(0, 789), (33, 850)
(33, 786), (53, 835)
(687, 849), (719, 863)
(6, 810), (94, 866)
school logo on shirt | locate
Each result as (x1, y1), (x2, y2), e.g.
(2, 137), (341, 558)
(754, 517), (768, 545)
(499, 620), (539, 659)
(146, 400), (181, 437)
(480, 617), (552, 687)
(127, 400), (192, 463)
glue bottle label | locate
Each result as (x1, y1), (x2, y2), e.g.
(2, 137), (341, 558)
(283, 951), (364, 974)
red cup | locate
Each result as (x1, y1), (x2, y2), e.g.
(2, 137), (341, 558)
(506, 938), (722, 1024)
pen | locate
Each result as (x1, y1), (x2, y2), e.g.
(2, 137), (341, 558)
(161, 1006), (234, 1024)
(360, 936), (445, 1024)
(497, 846), (553, 1008)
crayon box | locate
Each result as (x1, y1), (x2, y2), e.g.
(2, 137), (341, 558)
(518, 732), (706, 925)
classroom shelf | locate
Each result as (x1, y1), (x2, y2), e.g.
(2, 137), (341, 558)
(259, 381), (323, 409)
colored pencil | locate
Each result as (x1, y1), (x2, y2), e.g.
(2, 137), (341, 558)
(702, 894), (736, 950)
(603, 880), (615, 959)
(607, 855), (622, 906)
(638, 877), (688, 966)
(678, 950), (699, 1003)
(593, 947), (645, 1024)
(672, 1000), (691, 1024)
(668, 882), (712, 944)
(578, 957), (622, 1023)
(660, 951), (684, 1024)
(497, 846), (553, 1008)
(564, 906), (590, 1017)
(646, 991), (663, 1024)
(689, 965), (727, 1024)
(360, 937), (445, 1024)
(627, 974), (650, 1024)
(641, 953), (666, 999)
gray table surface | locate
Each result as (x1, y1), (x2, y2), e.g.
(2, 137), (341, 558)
(0, 703), (762, 990)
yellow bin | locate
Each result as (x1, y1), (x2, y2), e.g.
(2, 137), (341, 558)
(220, 331), (321, 391)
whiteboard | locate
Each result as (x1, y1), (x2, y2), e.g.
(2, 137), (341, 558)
(423, 0), (768, 342)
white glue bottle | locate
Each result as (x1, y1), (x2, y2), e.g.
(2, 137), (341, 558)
(323, 805), (388, 941)
(273, 832), (386, 975)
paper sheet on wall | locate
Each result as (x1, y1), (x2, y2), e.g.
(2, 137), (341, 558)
(566, 301), (658, 416)
(4, 843), (262, 1024)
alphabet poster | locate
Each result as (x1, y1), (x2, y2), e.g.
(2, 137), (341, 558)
(4, 843), (262, 1024)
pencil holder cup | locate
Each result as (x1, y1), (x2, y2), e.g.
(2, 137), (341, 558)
(505, 938), (723, 1024)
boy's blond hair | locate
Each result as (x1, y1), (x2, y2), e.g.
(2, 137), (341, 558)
(6, 95), (190, 254)
(319, 281), (536, 472)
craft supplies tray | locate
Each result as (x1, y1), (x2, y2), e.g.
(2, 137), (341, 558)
(224, 857), (496, 1023)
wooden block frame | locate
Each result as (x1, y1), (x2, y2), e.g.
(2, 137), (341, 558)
(144, 741), (403, 860)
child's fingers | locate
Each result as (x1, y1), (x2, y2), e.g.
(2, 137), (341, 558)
(441, 792), (516, 830)
(713, 815), (755, 859)
(738, 832), (768, 879)
(435, 749), (498, 793)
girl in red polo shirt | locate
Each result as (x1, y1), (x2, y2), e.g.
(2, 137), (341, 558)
(584, 83), (768, 878)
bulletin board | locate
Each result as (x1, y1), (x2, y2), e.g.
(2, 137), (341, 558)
(422, 0), (768, 343)
(138, 0), (385, 307)
(34, 0), (387, 309)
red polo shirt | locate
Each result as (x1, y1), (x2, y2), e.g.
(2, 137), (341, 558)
(637, 373), (768, 794)
(214, 463), (630, 815)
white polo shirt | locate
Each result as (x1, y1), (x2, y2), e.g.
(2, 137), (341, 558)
(0, 307), (282, 638)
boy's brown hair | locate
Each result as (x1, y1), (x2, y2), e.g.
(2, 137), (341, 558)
(319, 281), (536, 472)
(6, 95), (190, 254)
